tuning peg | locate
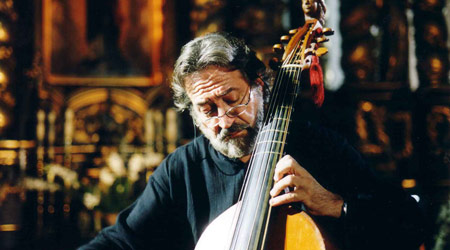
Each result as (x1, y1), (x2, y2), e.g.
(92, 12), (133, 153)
(269, 57), (281, 70)
(273, 44), (284, 54)
(323, 28), (334, 36)
(280, 35), (290, 43)
(304, 48), (315, 56)
(289, 29), (298, 35)
(315, 47), (328, 57)
(316, 37), (329, 43)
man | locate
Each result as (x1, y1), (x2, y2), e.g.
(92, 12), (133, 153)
(80, 33), (425, 250)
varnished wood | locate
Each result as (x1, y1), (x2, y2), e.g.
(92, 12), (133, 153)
(195, 204), (332, 250)
(265, 206), (326, 250)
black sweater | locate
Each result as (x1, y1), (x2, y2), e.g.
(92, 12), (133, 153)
(79, 123), (425, 250)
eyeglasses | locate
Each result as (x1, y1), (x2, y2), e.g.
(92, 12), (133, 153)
(201, 87), (252, 127)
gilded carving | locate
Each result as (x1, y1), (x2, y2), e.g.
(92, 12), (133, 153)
(0, 46), (12, 60)
(390, 112), (413, 159)
(383, 2), (408, 82)
(420, 55), (447, 86)
(341, 4), (377, 37)
(348, 44), (375, 81)
(27, 52), (49, 100)
(427, 106), (450, 154)
(356, 101), (413, 159)
(0, 0), (17, 20)
(0, 21), (9, 42)
(165, 108), (178, 153)
(0, 184), (25, 206)
(417, 0), (445, 11)
(56, 89), (150, 150)
(42, 0), (164, 86)
(423, 22), (446, 48)
(37, 110), (46, 176)
(356, 101), (389, 154)
(414, 0), (449, 87)
(190, 0), (225, 35)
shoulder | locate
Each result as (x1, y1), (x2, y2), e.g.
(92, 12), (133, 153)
(149, 135), (208, 186)
(166, 135), (208, 164)
(159, 135), (208, 176)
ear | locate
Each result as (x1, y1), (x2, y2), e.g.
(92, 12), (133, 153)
(189, 108), (200, 127)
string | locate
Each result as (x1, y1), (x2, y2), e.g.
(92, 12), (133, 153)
(229, 43), (299, 247)
(230, 39), (304, 249)
(259, 39), (304, 248)
(250, 45), (302, 249)
(260, 25), (313, 248)
(228, 22), (314, 249)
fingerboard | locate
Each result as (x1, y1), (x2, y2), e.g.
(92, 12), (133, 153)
(229, 58), (304, 250)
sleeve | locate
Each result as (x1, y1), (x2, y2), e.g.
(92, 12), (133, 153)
(78, 157), (184, 250)
(291, 123), (426, 250)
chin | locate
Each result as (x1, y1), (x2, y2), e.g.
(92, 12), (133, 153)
(202, 128), (251, 159)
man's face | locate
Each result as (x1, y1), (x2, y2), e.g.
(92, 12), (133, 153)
(185, 66), (264, 159)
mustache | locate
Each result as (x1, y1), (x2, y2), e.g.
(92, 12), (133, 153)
(218, 123), (251, 140)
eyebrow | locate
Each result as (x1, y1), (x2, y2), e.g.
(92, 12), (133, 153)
(216, 88), (234, 97)
(194, 88), (235, 106)
(195, 100), (210, 106)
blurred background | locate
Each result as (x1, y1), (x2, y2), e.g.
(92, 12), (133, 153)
(0, 0), (448, 249)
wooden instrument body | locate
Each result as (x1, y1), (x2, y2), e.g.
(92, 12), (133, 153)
(195, 203), (328, 250)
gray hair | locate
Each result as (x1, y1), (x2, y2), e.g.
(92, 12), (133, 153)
(171, 32), (271, 111)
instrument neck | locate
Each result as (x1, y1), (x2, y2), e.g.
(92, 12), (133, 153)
(229, 66), (301, 249)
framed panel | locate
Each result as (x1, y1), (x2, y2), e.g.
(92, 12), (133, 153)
(42, 0), (163, 86)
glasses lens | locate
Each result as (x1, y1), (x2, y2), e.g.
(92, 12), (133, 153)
(227, 105), (247, 117)
(205, 117), (220, 126)
(202, 87), (251, 127)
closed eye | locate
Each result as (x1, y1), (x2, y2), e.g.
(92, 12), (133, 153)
(224, 99), (239, 105)
(223, 94), (240, 105)
(200, 105), (217, 117)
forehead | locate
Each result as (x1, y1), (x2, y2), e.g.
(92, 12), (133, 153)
(185, 66), (249, 100)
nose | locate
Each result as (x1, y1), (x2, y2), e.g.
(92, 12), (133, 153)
(215, 103), (235, 129)
(218, 114), (236, 129)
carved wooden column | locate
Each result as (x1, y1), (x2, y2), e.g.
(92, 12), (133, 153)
(339, 0), (417, 182)
(0, 0), (37, 248)
(413, 1), (449, 248)
(0, 0), (16, 138)
(413, 0), (448, 88)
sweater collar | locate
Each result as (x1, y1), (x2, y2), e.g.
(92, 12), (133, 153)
(201, 135), (247, 175)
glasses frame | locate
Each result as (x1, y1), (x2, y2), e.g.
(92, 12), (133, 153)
(201, 86), (252, 126)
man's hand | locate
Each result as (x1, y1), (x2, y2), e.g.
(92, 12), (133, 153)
(269, 155), (343, 218)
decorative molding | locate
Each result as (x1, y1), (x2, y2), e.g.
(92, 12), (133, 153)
(41, 0), (164, 86)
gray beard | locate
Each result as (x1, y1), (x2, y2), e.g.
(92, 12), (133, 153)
(194, 91), (265, 159)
